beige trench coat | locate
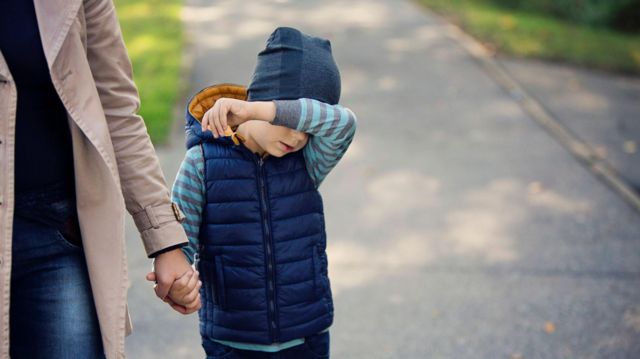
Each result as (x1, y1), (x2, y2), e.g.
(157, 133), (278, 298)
(0, 0), (188, 357)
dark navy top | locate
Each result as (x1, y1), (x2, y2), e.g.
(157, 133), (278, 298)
(0, 0), (75, 197)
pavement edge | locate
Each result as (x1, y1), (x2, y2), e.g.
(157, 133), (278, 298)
(420, 7), (640, 213)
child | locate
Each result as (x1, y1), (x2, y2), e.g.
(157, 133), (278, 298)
(173, 27), (356, 358)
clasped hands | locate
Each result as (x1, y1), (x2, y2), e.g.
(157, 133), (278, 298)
(145, 248), (202, 314)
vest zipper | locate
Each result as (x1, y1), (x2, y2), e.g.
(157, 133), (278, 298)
(257, 156), (279, 342)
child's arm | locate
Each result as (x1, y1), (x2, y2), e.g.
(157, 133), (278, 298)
(165, 146), (207, 308)
(273, 99), (357, 187)
(201, 97), (357, 186)
(171, 146), (206, 264)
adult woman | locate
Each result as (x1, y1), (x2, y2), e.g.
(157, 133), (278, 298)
(0, 0), (199, 358)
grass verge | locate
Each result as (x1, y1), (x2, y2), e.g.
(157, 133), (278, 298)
(115, 0), (184, 144)
(417, 0), (640, 74)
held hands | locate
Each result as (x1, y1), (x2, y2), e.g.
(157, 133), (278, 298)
(145, 248), (202, 315)
(201, 98), (276, 138)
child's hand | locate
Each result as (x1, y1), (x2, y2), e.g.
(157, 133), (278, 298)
(146, 269), (202, 314)
(202, 98), (251, 138)
(167, 269), (202, 311)
(202, 98), (276, 138)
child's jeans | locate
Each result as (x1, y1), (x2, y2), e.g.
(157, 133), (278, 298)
(202, 331), (330, 359)
(10, 197), (105, 359)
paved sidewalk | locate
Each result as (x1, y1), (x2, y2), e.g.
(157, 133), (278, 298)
(125, 0), (640, 358)
(499, 57), (640, 192)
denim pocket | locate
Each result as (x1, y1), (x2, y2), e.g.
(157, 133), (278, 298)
(53, 229), (82, 251)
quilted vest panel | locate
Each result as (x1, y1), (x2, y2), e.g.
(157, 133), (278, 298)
(194, 138), (333, 344)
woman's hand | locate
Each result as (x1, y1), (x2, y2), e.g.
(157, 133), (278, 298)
(202, 98), (276, 138)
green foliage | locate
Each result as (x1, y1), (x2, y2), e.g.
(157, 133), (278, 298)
(487, 0), (640, 32)
(115, 0), (183, 144)
(419, 0), (640, 73)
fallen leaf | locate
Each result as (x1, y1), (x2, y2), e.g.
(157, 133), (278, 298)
(595, 146), (607, 159)
(527, 181), (544, 195)
(567, 77), (582, 91)
(544, 321), (556, 334)
(623, 140), (636, 154)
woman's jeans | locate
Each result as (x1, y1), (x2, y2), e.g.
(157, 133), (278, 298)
(10, 196), (105, 358)
(202, 331), (330, 359)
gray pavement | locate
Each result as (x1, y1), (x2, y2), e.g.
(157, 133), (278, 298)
(499, 57), (640, 192)
(124, 0), (640, 358)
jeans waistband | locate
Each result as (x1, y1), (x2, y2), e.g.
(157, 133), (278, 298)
(14, 181), (76, 230)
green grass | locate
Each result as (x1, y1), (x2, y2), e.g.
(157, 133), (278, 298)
(115, 0), (184, 144)
(417, 0), (640, 74)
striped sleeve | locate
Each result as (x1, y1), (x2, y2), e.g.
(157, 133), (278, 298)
(171, 146), (206, 264)
(273, 99), (357, 187)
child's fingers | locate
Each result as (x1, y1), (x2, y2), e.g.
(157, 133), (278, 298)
(204, 109), (217, 136)
(173, 277), (200, 306)
(203, 106), (218, 136)
(180, 285), (200, 307)
(169, 292), (198, 315)
(211, 107), (220, 137)
(201, 109), (211, 133)
(184, 295), (202, 313)
(184, 270), (200, 292)
(170, 302), (188, 315)
(183, 290), (202, 311)
(208, 102), (218, 138)
(214, 101), (225, 137)
(171, 271), (193, 297)
(162, 288), (194, 315)
(220, 101), (228, 132)
(181, 280), (202, 305)
(212, 104), (220, 137)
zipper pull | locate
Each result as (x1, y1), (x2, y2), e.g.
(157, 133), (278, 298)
(192, 253), (200, 271)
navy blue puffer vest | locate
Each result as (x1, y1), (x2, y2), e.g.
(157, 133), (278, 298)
(185, 104), (334, 344)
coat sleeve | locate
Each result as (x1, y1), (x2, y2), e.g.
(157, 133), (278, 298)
(83, 0), (187, 257)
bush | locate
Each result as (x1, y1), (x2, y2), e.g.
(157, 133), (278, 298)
(487, 0), (640, 32)
(612, 0), (640, 32)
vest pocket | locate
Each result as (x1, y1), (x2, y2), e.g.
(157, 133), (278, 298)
(312, 247), (323, 297)
(214, 256), (227, 309)
(200, 256), (227, 309)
